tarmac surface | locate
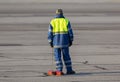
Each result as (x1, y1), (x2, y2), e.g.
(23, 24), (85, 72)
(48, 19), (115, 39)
(0, 1), (120, 82)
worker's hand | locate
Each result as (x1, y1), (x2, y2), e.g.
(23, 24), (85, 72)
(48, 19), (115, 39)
(49, 42), (53, 48)
(69, 41), (72, 47)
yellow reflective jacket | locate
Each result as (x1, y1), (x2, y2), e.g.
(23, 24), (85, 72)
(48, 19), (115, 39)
(48, 15), (73, 48)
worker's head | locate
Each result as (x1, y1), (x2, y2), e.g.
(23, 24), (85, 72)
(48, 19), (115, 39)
(56, 9), (63, 15)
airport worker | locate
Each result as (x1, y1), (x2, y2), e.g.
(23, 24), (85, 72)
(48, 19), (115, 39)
(48, 9), (75, 75)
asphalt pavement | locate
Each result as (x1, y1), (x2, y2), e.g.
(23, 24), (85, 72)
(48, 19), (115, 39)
(0, 1), (120, 82)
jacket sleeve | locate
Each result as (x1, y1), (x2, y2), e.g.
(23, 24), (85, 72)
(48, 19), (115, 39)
(48, 24), (53, 43)
(68, 21), (74, 42)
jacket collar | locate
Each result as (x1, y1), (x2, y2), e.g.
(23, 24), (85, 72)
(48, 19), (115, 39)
(54, 14), (65, 18)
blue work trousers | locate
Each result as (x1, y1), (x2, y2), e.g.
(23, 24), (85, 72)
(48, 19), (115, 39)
(54, 47), (73, 72)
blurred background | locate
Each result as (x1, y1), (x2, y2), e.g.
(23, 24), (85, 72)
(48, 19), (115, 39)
(0, 0), (120, 81)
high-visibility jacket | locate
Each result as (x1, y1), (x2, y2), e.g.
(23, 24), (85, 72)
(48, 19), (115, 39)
(48, 14), (74, 48)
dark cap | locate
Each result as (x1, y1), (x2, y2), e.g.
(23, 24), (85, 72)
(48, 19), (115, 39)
(56, 9), (63, 15)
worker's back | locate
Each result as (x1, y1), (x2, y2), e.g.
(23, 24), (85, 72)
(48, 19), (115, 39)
(50, 17), (70, 48)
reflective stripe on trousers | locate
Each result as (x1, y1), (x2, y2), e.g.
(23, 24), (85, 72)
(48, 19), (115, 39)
(54, 47), (73, 72)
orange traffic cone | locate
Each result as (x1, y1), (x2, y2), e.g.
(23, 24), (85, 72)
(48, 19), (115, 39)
(47, 70), (56, 76)
(55, 71), (64, 76)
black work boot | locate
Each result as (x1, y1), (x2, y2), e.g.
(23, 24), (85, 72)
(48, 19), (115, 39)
(66, 70), (76, 75)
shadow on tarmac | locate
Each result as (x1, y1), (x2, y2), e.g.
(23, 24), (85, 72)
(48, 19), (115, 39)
(68, 71), (120, 76)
